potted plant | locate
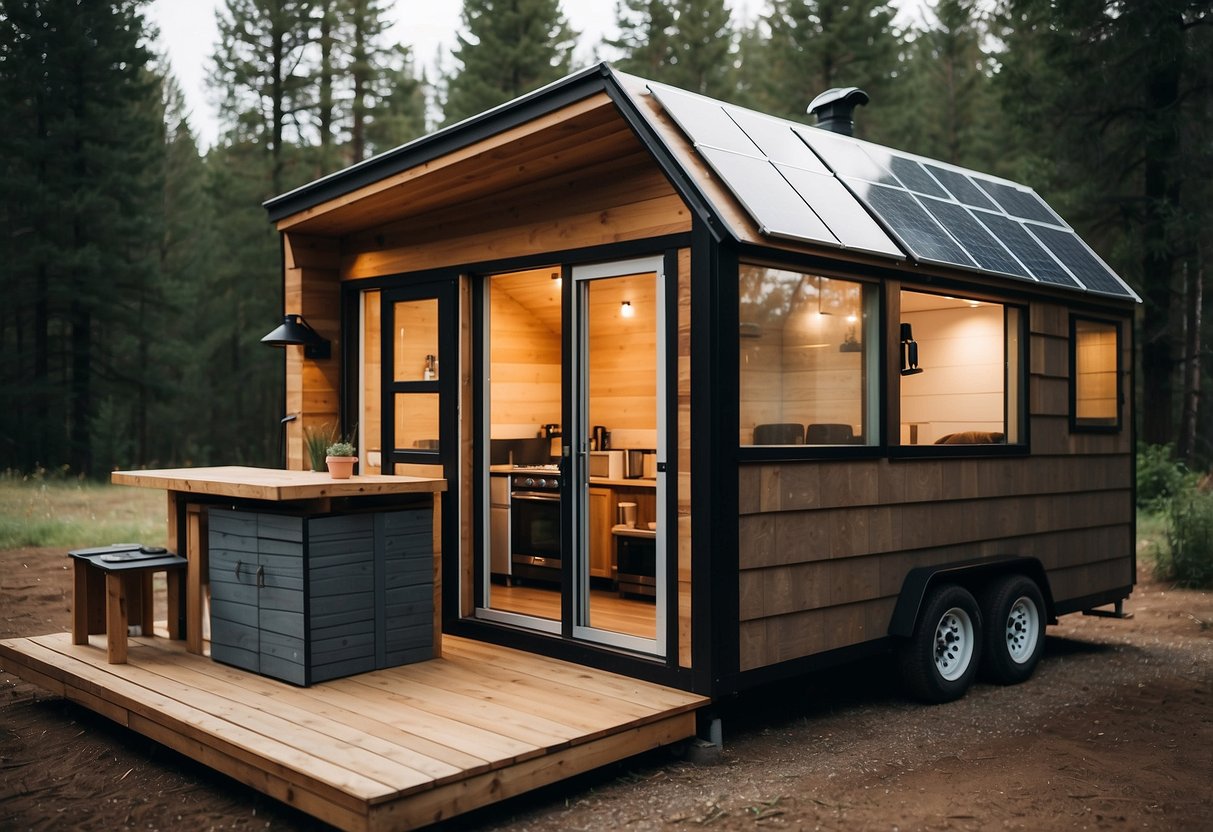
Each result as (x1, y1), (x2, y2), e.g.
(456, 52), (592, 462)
(303, 424), (335, 472)
(325, 440), (358, 479)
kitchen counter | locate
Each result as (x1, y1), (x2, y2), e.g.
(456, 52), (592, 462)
(112, 466), (446, 659)
(112, 465), (446, 501)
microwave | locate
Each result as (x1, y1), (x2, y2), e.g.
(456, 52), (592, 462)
(589, 450), (624, 479)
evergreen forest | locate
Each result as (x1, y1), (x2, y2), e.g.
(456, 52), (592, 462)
(1, 0), (1210, 477)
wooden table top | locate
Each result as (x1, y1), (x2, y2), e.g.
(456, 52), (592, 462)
(112, 466), (447, 502)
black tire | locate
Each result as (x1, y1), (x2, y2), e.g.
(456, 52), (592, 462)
(897, 583), (983, 704)
(979, 574), (1046, 685)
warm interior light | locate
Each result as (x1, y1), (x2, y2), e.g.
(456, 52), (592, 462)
(551, 271), (561, 287)
(846, 313), (858, 324)
(620, 300), (635, 318)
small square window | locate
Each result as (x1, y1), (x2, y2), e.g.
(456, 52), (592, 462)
(1072, 318), (1121, 430)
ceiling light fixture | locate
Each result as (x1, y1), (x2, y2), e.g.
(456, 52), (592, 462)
(620, 300), (635, 318)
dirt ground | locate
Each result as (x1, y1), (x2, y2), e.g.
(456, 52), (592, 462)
(1, 545), (1210, 832)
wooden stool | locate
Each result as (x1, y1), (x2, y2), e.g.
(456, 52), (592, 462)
(69, 545), (187, 664)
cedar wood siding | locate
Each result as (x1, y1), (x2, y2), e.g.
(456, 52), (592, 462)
(280, 94), (696, 669)
(736, 300), (1134, 672)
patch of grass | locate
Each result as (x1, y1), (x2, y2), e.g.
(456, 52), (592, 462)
(0, 474), (165, 550)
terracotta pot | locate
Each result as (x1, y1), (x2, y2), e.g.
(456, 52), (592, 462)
(325, 455), (357, 479)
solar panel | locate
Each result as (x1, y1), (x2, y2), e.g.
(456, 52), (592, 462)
(972, 211), (1079, 288)
(647, 84), (761, 156)
(645, 80), (1137, 301)
(888, 156), (949, 199)
(856, 182), (975, 266)
(725, 107), (831, 174)
(1027, 224), (1133, 297)
(976, 179), (1062, 225)
(792, 125), (895, 183)
(775, 164), (904, 257)
(696, 145), (839, 245)
(919, 198), (1030, 278)
(924, 164), (998, 211)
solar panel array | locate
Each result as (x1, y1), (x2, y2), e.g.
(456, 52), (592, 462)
(647, 83), (903, 259)
(647, 82), (1138, 301)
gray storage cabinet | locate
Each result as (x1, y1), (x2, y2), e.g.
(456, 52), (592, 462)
(207, 507), (432, 685)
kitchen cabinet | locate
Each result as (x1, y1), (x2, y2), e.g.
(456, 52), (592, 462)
(208, 506), (433, 686)
(588, 487), (614, 579)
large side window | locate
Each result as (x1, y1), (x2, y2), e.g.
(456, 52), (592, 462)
(898, 290), (1023, 447)
(739, 265), (879, 448)
(1071, 317), (1120, 430)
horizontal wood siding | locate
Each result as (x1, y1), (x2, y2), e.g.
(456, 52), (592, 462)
(737, 301), (1134, 672)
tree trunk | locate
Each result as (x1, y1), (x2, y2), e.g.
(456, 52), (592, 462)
(69, 301), (92, 476)
(1138, 47), (1181, 448)
(1177, 259), (1202, 463)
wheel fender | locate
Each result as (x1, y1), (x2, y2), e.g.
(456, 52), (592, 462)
(887, 556), (1054, 638)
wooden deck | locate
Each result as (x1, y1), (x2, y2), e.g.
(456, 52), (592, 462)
(0, 632), (705, 831)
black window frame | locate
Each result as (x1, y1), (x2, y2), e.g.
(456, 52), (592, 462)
(890, 287), (1030, 460)
(1069, 315), (1123, 433)
(736, 258), (886, 463)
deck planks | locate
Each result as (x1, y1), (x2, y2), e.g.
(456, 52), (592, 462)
(0, 631), (704, 831)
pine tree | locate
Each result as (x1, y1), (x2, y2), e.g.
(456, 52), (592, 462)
(210, 0), (315, 194)
(668, 0), (736, 97)
(749, 0), (900, 136)
(443, 0), (577, 126)
(0, 0), (162, 475)
(998, 0), (1213, 458)
(608, 0), (737, 98)
(893, 0), (999, 168)
(363, 45), (428, 157)
(608, 0), (677, 79)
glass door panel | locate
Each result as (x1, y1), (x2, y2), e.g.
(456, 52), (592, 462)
(477, 268), (564, 632)
(393, 298), (439, 382)
(394, 392), (440, 453)
(571, 258), (666, 655)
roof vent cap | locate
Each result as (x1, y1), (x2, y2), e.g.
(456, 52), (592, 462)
(808, 87), (870, 136)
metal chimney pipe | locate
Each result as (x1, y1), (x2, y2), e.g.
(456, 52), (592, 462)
(808, 87), (870, 136)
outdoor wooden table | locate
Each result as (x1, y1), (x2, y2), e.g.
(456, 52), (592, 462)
(111, 466), (447, 657)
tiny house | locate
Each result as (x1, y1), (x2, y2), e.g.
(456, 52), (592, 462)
(263, 64), (1137, 704)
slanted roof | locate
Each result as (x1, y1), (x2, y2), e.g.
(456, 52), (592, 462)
(265, 63), (1138, 303)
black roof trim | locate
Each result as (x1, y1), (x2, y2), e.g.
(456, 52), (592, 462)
(264, 64), (616, 223)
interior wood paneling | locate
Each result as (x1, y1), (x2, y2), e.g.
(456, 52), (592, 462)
(676, 248), (692, 669)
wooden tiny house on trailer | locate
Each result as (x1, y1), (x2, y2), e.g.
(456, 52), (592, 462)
(263, 64), (1137, 706)
(0, 64), (1142, 830)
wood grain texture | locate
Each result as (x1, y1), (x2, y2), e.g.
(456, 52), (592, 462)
(0, 632), (705, 832)
(113, 466), (446, 501)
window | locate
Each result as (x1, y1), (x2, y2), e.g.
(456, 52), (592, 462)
(1072, 318), (1120, 430)
(739, 266), (878, 448)
(898, 290), (1023, 447)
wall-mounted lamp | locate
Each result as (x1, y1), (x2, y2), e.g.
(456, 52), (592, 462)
(620, 300), (635, 318)
(839, 328), (862, 353)
(260, 314), (331, 360)
(900, 322), (923, 375)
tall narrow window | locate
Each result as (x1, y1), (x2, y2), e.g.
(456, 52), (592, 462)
(1072, 318), (1120, 430)
(739, 266), (878, 447)
(898, 291), (1023, 446)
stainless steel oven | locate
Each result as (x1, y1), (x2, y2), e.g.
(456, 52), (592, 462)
(510, 466), (561, 583)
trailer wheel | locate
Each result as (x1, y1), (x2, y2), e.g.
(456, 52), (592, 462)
(898, 584), (982, 703)
(980, 574), (1045, 685)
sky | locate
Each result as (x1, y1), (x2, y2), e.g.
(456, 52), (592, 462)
(145, 0), (681, 148)
(145, 1), (917, 150)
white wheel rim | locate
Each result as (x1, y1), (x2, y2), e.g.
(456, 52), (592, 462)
(1005, 596), (1040, 664)
(934, 606), (974, 682)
